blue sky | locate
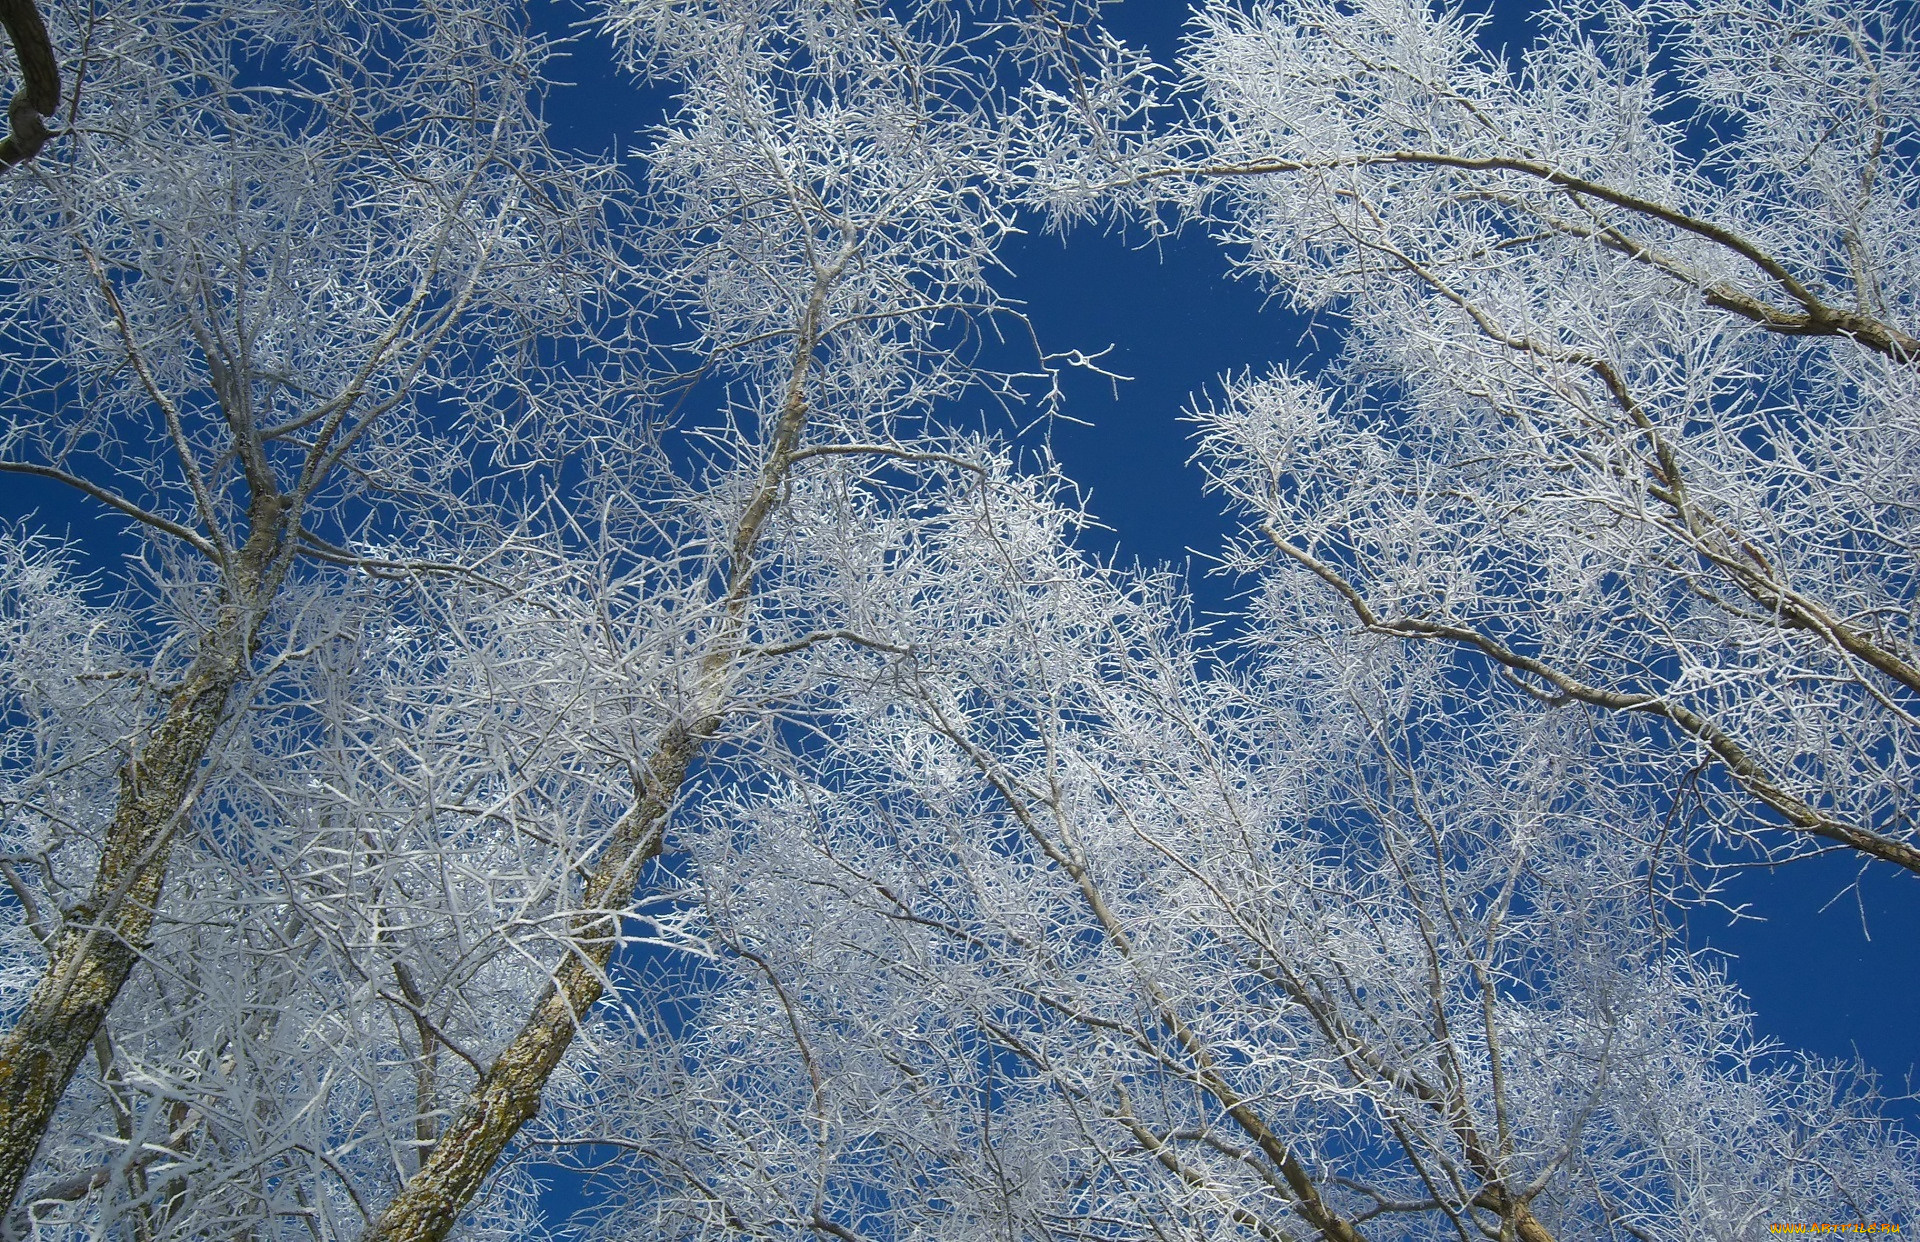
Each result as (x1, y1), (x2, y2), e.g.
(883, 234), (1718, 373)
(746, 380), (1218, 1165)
(1016, 189), (1920, 1130)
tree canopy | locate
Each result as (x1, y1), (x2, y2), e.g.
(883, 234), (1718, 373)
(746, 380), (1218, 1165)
(0, 0), (1914, 1239)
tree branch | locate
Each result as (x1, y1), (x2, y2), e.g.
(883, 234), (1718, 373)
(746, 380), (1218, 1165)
(0, 0), (58, 169)
(0, 461), (218, 557)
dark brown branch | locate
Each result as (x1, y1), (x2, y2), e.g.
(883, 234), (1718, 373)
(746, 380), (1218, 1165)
(0, 461), (219, 558)
(0, 0), (57, 169)
(293, 529), (516, 593)
(389, 963), (443, 1173)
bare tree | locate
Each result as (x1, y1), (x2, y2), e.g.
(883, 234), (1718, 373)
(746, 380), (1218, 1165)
(0, 0), (611, 1221)
(536, 450), (1920, 1241)
(502, 3), (1920, 1234)
(0, 0), (1140, 1233)
(1149, 0), (1920, 878)
(6, 2), (1916, 1240)
(6, 0), (1086, 1237)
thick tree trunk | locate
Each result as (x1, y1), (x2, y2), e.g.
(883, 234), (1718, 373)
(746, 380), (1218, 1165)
(0, 520), (283, 1217)
(360, 722), (703, 1242)
(0, 631), (247, 1212)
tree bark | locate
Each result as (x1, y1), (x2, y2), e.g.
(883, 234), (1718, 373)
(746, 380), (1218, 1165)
(358, 723), (702, 1242)
(0, 644), (243, 1210)
(0, 0), (58, 168)
(0, 525), (283, 1216)
(360, 268), (835, 1241)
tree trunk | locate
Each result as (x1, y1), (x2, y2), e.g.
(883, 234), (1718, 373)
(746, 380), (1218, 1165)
(359, 722), (703, 1242)
(0, 630), (247, 1212)
(362, 254), (832, 1242)
(0, 521), (282, 1216)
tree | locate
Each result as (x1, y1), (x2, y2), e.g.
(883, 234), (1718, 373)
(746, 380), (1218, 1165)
(5, 0), (1919, 1238)
(0, 0), (611, 1222)
(1155, 0), (1920, 878)
(509, 0), (1920, 1237)
(0, 0), (1118, 1236)
(346, 0), (1121, 1233)
(538, 453), (1920, 1241)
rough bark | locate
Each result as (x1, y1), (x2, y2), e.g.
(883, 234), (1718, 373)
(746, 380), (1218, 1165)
(357, 723), (701, 1242)
(0, 0), (57, 168)
(360, 272), (835, 1242)
(0, 525), (284, 1216)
